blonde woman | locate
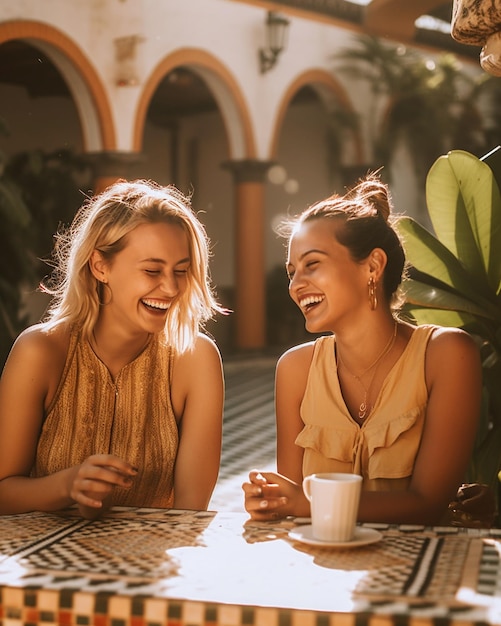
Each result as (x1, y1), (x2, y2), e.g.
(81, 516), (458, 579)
(0, 179), (226, 518)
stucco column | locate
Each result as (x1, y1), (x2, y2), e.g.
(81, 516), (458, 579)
(86, 151), (145, 193)
(223, 159), (272, 351)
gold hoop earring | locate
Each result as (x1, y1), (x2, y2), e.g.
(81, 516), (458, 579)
(368, 276), (377, 311)
(97, 279), (112, 306)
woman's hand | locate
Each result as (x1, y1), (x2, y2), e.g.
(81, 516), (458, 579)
(242, 470), (308, 520)
(68, 454), (138, 513)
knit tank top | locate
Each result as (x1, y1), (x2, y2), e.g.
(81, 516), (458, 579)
(32, 329), (178, 507)
(296, 325), (436, 492)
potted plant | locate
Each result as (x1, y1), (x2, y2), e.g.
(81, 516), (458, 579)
(396, 148), (501, 498)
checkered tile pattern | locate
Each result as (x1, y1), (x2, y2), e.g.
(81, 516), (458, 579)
(209, 356), (278, 512)
(3, 509), (501, 626)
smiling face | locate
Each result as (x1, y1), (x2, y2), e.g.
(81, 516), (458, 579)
(286, 218), (370, 334)
(92, 221), (190, 336)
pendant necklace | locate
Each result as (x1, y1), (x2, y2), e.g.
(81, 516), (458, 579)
(337, 321), (398, 420)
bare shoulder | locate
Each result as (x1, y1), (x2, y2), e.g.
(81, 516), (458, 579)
(175, 333), (222, 367)
(276, 340), (316, 393)
(278, 340), (316, 370)
(425, 325), (481, 381)
(171, 333), (223, 391)
(1, 323), (71, 408)
(6, 323), (70, 370)
(193, 332), (222, 357)
(426, 325), (479, 359)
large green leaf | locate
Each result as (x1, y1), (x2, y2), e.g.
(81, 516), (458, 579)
(426, 150), (501, 294)
(402, 279), (501, 321)
(396, 216), (496, 303)
(399, 148), (501, 496)
(400, 305), (473, 328)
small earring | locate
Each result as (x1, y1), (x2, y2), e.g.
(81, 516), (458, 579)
(368, 276), (377, 311)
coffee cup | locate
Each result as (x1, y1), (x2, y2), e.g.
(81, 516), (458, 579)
(302, 472), (362, 542)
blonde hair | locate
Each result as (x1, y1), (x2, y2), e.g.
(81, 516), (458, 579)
(42, 179), (225, 353)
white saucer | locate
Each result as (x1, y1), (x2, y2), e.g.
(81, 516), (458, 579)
(288, 525), (382, 548)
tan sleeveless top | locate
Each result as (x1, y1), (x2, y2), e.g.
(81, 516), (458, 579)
(297, 325), (436, 492)
(32, 329), (178, 507)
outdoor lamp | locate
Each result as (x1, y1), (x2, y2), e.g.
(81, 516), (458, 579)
(259, 11), (290, 73)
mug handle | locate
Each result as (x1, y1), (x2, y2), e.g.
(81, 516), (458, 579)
(302, 476), (313, 502)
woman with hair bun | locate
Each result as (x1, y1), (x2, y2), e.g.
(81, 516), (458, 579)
(0, 179), (226, 518)
(243, 174), (482, 525)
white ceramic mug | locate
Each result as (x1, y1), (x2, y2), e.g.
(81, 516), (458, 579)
(302, 472), (362, 542)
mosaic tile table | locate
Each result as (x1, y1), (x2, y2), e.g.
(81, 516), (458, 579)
(1, 507), (501, 626)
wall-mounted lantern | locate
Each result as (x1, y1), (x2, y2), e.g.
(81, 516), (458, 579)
(259, 11), (290, 74)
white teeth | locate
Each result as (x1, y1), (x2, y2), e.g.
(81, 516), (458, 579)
(299, 295), (324, 309)
(142, 299), (169, 310)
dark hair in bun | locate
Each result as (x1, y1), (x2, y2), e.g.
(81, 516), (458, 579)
(280, 173), (406, 305)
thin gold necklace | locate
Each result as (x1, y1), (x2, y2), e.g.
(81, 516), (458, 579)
(337, 321), (398, 420)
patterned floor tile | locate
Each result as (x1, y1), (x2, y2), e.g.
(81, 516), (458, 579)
(209, 356), (278, 512)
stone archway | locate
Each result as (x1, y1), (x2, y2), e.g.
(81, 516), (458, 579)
(133, 49), (269, 352)
(133, 48), (255, 160)
(0, 20), (115, 153)
(262, 69), (365, 348)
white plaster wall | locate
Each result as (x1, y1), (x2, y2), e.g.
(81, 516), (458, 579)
(1, 0), (382, 158)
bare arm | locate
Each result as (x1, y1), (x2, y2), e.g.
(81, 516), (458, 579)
(0, 327), (137, 517)
(0, 327), (72, 514)
(243, 344), (312, 519)
(171, 334), (224, 510)
(275, 344), (313, 483)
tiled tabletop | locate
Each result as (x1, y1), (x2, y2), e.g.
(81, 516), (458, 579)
(1, 507), (501, 626)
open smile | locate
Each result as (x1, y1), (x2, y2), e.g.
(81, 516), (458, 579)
(141, 298), (170, 313)
(299, 295), (325, 313)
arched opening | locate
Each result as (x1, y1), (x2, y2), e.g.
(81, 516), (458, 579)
(264, 75), (362, 350)
(0, 38), (95, 343)
(132, 63), (240, 353)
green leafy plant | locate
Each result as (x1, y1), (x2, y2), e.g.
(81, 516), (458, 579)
(0, 137), (91, 368)
(5, 149), (91, 268)
(334, 36), (498, 183)
(0, 121), (34, 366)
(396, 149), (501, 494)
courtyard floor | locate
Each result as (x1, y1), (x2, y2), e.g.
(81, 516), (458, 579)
(208, 354), (278, 513)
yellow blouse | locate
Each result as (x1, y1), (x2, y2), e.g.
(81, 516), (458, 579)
(32, 329), (178, 507)
(297, 325), (436, 492)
